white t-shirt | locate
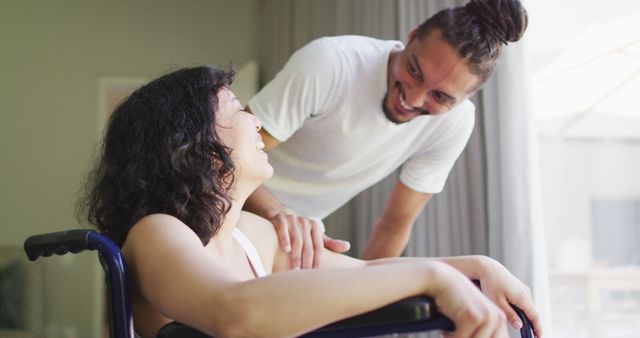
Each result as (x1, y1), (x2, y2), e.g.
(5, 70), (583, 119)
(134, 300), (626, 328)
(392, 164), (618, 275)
(248, 36), (475, 219)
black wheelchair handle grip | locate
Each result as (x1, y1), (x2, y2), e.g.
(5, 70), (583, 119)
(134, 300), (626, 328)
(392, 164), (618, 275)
(24, 229), (93, 261)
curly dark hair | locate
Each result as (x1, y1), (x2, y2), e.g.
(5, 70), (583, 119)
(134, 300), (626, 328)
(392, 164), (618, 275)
(79, 65), (236, 246)
(416, 0), (528, 83)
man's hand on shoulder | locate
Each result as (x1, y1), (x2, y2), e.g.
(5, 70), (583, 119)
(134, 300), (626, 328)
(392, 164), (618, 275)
(242, 183), (350, 270)
(265, 212), (351, 270)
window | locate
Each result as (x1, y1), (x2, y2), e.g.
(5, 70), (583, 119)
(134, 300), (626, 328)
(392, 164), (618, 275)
(528, 1), (640, 337)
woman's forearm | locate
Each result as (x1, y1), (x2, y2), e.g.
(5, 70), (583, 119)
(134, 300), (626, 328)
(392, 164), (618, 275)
(214, 261), (446, 338)
(365, 255), (487, 280)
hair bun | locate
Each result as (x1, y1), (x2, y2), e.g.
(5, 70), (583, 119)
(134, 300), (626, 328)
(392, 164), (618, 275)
(465, 0), (528, 44)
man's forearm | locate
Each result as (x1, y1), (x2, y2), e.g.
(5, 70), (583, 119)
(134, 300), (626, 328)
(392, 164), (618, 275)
(363, 223), (486, 279)
(243, 185), (285, 219)
(362, 220), (414, 259)
(362, 182), (431, 260)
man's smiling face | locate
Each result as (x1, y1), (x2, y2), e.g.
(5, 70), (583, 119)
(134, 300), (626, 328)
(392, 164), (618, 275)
(383, 29), (481, 124)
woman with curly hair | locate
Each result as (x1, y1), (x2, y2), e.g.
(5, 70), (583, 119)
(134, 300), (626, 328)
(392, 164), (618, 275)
(80, 65), (540, 338)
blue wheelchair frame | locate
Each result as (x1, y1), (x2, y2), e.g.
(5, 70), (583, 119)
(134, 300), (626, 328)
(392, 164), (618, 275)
(24, 229), (535, 338)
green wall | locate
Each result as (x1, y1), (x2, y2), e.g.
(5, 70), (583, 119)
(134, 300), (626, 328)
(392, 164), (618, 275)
(0, 1), (257, 336)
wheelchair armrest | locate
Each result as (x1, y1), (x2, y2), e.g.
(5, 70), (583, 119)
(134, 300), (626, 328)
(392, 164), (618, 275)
(302, 296), (454, 337)
(157, 323), (210, 338)
(157, 296), (454, 338)
(157, 297), (536, 338)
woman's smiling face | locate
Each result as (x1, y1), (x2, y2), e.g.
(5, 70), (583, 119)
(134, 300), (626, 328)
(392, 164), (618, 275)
(215, 88), (273, 183)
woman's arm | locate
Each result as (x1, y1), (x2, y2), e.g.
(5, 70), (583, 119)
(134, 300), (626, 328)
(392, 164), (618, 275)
(344, 255), (541, 335)
(125, 214), (507, 338)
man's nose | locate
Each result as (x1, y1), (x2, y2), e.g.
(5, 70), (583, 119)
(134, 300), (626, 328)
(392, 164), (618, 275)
(404, 86), (427, 109)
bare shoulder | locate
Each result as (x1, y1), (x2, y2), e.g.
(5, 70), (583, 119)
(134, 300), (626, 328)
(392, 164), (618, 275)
(237, 211), (280, 270)
(122, 214), (205, 264)
(125, 214), (200, 244)
(237, 211), (279, 244)
(237, 212), (278, 242)
(118, 214), (245, 335)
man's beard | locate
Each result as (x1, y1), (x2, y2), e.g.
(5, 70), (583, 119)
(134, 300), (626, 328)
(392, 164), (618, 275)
(381, 92), (431, 124)
(381, 92), (406, 125)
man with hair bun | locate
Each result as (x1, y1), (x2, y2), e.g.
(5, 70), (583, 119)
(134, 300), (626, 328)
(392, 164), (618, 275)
(247, 0), (526, 256)
(247, 0), (527, 258)
(245, 1), (536, 331)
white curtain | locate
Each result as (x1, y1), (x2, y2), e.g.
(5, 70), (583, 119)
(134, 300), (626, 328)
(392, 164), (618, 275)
(481, 37), (552, 334)
(257, 0), (396, 87)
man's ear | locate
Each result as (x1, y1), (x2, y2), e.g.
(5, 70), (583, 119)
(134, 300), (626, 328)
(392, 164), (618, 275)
(407, 28), (418, 44)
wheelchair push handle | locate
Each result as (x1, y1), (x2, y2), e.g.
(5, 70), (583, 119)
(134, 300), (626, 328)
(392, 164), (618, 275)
(24, 229), (93, 261)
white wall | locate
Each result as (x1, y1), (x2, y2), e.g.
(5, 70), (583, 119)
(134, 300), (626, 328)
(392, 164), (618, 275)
(0, 1), (257, 337)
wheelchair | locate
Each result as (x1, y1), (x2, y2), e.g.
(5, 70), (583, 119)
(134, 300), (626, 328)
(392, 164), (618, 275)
(24, 229), (535, 338)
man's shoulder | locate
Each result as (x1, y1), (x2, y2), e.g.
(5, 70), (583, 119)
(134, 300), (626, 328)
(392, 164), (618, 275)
(451, 99), (475, 115)
(407, 99), (475, 132)
(315, 35), (391, 44)
(310, 35), (402, 54)
(437, 99), (475, 126)
(405, 99), (475, 146)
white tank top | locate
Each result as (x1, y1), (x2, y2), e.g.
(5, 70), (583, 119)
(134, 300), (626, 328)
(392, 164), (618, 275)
(232, 228), (268, 278)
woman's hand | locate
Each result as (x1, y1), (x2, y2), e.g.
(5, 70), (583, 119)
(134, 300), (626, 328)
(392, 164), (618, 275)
(473, 256), (542, 337)
(429, 262), (509, 338)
